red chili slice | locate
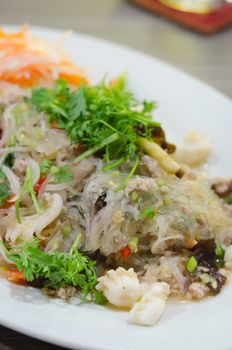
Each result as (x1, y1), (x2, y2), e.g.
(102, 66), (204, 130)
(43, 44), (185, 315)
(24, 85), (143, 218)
(120, 245), (131, 261)
(33, 177), (46, 194)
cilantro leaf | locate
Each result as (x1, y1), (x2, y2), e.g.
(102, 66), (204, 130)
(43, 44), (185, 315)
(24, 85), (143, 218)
(1, 237), (104, 303)
(29, 77), (162, 190)
(0, 183), (10, 206)
(30, 78), (159, 164)
(67, 86), (86, 120)
(0, 167), (11, 206)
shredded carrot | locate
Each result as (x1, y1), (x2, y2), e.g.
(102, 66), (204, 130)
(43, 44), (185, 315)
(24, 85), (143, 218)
(0, 68), (48, 88)
(58, 72), (87, 87)
(0, 27), (87, 87)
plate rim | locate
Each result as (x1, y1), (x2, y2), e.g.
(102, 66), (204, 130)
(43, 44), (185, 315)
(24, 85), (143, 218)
(0, 24), (232, 350)
(2, 23), (231, 104)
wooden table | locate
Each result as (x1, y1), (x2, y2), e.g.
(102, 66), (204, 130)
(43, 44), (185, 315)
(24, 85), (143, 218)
(0, 0), (231, 349)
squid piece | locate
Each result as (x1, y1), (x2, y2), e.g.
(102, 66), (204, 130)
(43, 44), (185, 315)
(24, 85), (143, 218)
(128, 282), (170, 326)
(96, 267), (142, 307)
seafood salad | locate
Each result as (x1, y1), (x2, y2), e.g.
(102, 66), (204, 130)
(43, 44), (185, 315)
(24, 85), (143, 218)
(0, 27), (232, 327)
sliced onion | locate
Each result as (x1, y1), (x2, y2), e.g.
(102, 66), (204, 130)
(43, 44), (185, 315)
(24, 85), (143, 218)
(67, 206), (86, 227)
(71, 159), (95, 183)
(0, 241), (15, 265)
(46, 183), (70, 191)
(66, 187), (82, 196)
(16, 154), (40, 185)
(58, 190), (67, 203)
(0, 81), (27, 104)
(0, 208), (15, 227)
(1, 165), (20, 199)
(166, 257), (186, 291)
(0, 146), (29, 155)
(66, 200), (82, 207)
(35, 129), (69, 155)
(151, 235), (184, 254)
(5, 193), (63, 242)
(0, 104), (16, 147)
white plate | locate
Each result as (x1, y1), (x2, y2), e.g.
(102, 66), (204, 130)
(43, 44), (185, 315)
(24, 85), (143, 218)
(1, 25), (232, 350)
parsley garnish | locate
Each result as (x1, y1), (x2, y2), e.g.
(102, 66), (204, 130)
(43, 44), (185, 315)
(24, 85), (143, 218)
(0, 168), (5, 180)
(0, 237), (105, 304)
(0, 183), (10, 206)
(30, 77), (159, 165)
(0, 168), (10, 206)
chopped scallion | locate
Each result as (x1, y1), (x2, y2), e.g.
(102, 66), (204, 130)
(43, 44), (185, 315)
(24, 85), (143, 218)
(186, 256), (198, 273)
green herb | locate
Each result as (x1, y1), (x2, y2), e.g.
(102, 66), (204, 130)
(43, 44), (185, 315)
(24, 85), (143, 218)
(15, 166), (42, 223)
(0, 168), (6, 180)
(140, 207), (158, 220)
(186, 256), (198, 273)
(0, 167), (10, 206)
(40, 159), (52, 175)
(30, 78), (159, 165)
(3, 153), (14, 168)
(215, 241), (225, 268)
(0, 237), (105, 304)
(0, 183), (10, 206)
(94, 290), (107, 305)
(74, 133), (119, 163)
(102, 158), (125, 172)
(50, 165), (73, 184)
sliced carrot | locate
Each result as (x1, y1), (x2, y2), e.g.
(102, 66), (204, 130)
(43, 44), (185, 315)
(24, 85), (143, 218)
(0, 66), (51, 88)
(58, 72), (88, 87)
(0, 28), (87, 87)
(7, 269), (26, 285)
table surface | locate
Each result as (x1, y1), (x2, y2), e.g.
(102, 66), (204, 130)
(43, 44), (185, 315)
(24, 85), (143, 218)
(0, 0), (232, 349)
